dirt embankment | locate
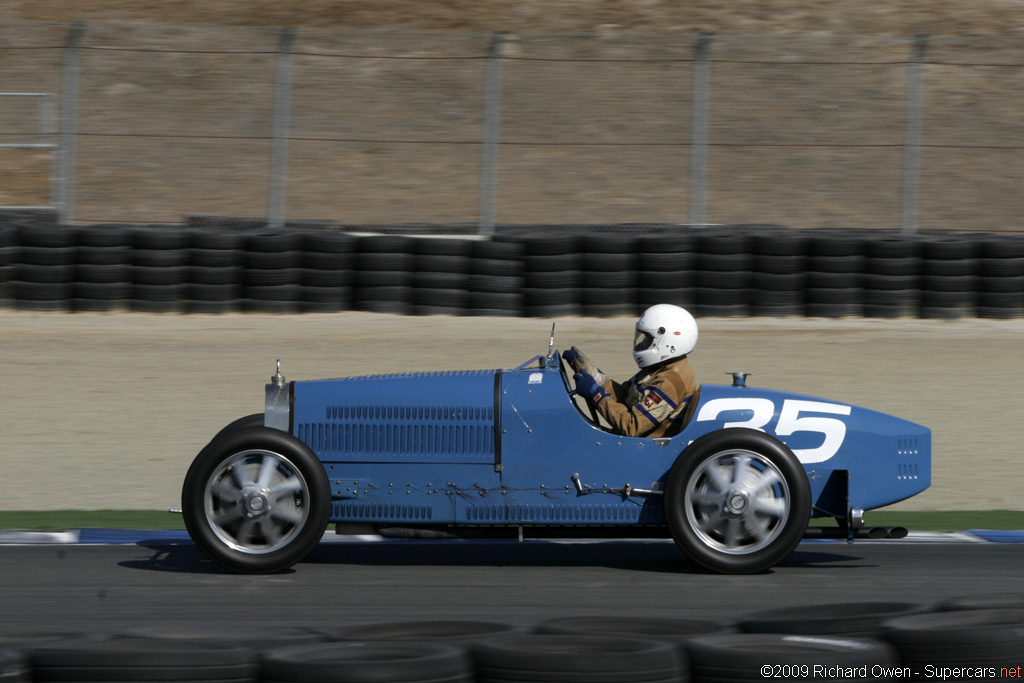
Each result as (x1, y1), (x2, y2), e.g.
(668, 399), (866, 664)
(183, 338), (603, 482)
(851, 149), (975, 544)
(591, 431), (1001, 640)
(5, 0), (1024, 36)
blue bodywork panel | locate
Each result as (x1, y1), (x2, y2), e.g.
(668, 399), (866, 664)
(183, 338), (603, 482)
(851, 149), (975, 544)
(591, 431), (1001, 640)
(282, 352), (930, 528)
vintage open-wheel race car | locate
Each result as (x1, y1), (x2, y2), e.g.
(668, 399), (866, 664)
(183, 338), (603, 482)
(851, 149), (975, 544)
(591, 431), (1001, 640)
(181, 326), (930, 575)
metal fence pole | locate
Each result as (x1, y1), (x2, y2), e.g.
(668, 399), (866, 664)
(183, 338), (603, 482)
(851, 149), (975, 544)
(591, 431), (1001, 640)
(688, 34), (713, 226)
(900, 35), (928, 234)
(57, 22), (85, 225)
(478, 33), (505, 238)
(268, 27), (296, 230)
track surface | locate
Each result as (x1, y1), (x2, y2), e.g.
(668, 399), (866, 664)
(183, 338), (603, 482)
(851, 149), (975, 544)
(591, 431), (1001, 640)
(1, 537), (1022, 636)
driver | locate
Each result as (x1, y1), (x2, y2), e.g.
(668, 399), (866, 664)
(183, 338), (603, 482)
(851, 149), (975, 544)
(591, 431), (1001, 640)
(566, 304), (698, 438)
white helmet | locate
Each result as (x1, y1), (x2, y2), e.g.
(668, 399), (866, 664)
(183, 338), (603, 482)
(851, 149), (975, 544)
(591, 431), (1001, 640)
(632, 304), (698, 369)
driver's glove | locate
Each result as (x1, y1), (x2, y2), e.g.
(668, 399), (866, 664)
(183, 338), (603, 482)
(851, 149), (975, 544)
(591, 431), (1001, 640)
(574, 372), (610, 404)
(566, 346), (605, 385)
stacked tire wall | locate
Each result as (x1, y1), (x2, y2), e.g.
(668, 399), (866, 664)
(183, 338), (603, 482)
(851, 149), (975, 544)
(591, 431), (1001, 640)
(2, 595), (1023, 682)
(1, 219), (1022, 319)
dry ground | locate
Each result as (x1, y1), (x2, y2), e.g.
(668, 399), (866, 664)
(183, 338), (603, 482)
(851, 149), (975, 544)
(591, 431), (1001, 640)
(3, 311), (1021, 512)
(4, 0), (1024, 36)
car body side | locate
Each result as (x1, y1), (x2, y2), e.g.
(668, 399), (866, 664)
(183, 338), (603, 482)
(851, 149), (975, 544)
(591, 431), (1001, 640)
(276, 351), (931, 531)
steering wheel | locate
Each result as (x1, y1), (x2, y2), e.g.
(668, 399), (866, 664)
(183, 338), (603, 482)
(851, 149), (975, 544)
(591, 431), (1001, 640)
(559, 350), (602, 426)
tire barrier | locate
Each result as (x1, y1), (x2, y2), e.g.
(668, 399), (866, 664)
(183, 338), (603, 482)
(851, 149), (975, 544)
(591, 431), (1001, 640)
(1, 220), (1022, 319)
(2, 597), (1024, 682)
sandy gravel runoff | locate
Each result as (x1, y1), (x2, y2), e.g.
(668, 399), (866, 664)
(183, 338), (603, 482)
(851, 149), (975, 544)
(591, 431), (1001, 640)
(3, 311), (1022, 513)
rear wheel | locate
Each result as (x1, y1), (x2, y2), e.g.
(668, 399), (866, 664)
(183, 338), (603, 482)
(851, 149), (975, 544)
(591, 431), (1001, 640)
(665, 428), (810, 574)
(182, 427), (330, 573)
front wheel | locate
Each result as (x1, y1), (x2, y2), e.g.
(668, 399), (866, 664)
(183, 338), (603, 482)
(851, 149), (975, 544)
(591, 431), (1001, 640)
(182, 427), (331, 573)
(664, 428), (810, 574)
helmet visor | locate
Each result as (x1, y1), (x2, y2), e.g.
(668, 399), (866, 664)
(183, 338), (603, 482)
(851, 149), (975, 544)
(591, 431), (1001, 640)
(634, 330), (655, 352)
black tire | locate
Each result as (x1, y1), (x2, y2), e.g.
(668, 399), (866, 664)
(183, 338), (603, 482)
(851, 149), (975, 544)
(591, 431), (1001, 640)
(684, 633), (896, 682)
(245, 267), (303, 287)
(880, 608), (1024, 668)
(527, 252), (583, 272)
(733, 601), (925, 637)
(416, 254), (472, 274)
(261, 641), (473, 683)
(208, 414), (265, 444)
(0, 650), (29, 683)
(665, 429), (811, 574)
(133, 247), (190, 268)
(132, 225), (190, 250)
(754, 253), (807, 275)
(190, 228), (247, 251)
(190, 283), (242, 302)
(28, 636), (258, 682)
(192, 265), (244, 287)
(935, 592), (1024, 612)
(181, 426), (331, 573)
(18, 246), (76, 266)
(246, 249), (303, 270)
(535, 616), (732, 645)
(321, 620), (522, 645)
(191, 248), (243, 268)
(117, 624), (323, 650)
(470, 634), (684, 683)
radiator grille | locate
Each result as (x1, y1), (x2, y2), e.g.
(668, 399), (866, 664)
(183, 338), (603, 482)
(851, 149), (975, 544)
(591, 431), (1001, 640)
(298, 404), (494, 462)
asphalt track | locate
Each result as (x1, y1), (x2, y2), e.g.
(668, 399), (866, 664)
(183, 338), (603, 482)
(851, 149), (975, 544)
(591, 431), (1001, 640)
(1, 533), (1022, 636)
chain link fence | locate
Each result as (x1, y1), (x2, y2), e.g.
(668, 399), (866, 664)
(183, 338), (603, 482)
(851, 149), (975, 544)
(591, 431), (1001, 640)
(1, 22), (1022, 233)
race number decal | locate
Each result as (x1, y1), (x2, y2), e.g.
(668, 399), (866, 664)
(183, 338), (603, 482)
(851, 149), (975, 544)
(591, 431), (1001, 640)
(696, 398), (852, 463)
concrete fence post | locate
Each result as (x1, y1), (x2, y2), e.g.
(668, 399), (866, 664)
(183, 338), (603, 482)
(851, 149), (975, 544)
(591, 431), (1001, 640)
(900, 35), (928, 234)
(57, 22), (85, 225)
(688, 34), (713, 227)
(268, 27), (296, 230)
(478, 33), (506, 238)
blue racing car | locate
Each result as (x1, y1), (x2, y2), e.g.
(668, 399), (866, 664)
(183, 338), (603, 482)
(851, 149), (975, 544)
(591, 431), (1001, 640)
(181, 327), (930, 574)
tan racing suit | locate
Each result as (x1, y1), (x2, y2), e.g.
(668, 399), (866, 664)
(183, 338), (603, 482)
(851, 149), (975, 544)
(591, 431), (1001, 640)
(592, 357), (697, 438)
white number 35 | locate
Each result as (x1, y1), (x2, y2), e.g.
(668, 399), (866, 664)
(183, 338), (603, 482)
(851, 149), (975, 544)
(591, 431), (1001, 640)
(695, 398), (852, 463)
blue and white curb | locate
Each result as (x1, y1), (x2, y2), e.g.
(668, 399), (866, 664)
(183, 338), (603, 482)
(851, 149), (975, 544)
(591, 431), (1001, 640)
(0, 530), (1022, 545)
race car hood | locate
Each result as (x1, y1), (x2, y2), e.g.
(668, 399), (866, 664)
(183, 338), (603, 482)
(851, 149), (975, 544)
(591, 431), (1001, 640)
(284, 369), (499, 465)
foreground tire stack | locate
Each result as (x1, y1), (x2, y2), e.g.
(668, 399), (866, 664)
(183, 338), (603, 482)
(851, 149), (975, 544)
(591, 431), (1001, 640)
(2, 595), (1024, 682)
(472, 635), (685, 683)
(0, 649), (28, 683)
(28, 637), (258, 683)
(686, 634), (896, 683)
(263, 642), (473, 683)
(880, 609), (1024, 677)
